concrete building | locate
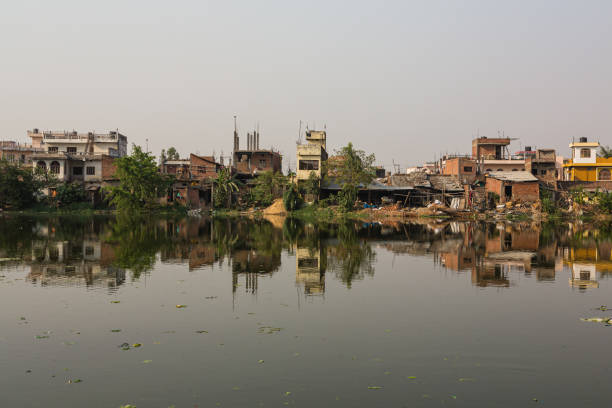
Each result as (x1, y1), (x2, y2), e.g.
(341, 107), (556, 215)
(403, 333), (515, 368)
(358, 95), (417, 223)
(563, 137), (612, 182)
(28, 129), (126, 199)
(296, 130), (328, 182)
(0, 141), (44, 165)
(485, 171), (540, 203)
(441, 156), (477, 183)
(525, 149), (558, 184)
(472, 137), (526, 173)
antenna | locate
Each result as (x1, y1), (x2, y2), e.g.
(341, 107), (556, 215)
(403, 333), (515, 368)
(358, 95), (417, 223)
(296, 120), (303, 145)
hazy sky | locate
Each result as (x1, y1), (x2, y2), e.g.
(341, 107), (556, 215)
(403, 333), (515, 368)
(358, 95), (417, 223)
(1, 0), (610, 171)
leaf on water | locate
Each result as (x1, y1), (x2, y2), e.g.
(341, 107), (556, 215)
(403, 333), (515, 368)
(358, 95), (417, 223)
(248, 312), (256, 315)
(111, 329), (122, 333)
(36, 335), (50, 339)
(132, 343), (142, 348)
(258, 360), (265, 364)
(120, 405), (137, 408)
(19, 317), (26, 320)
(449, 395), (457, 399)
(175, 305), (187, 308)
(142, 360), (152, 364)
(67, 379), (82, 384)
(284, 391), (292, 396)
(195, 330), (208, 334)
(407, 376), (417, 379)
(384, 371), (391, 375)
(367, 386), (383, 390)
(458, 378), (475, 382)
(581, 317), (606, 323)
(110, 301), (120, 304)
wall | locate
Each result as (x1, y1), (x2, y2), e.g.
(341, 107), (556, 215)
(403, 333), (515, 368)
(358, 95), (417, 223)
(511, 182), (539, 202)
(482, 160), (525, 172)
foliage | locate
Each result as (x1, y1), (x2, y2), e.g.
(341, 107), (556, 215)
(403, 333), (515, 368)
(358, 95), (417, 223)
(596, 192), (612, 214)
(213, 168), (241, 208)
(0, 160), (54, 210)
(251, 171), (288, 207)
(598, 145), (612, 159)
(55, 182), (87, 207)
(283, 184), (303, 212)
(324, 142), (375, 210)
(540, 189), (560, 217)
(337, 184), (358, 211)
(166, 147), (180, 160)
(304, 171), (321, 200)
(105, 145), (173, 212)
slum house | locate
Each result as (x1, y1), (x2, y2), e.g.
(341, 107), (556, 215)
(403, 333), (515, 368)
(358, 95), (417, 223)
(320, 179), (414, 206)
(161, 153), (223, 208)
(525, 148), (558, 185)
(385, 173), (466, 208)
(485, 171), (540, 204)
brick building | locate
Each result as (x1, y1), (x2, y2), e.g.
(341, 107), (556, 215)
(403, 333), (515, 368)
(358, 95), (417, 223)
(485, 171), (540, 203)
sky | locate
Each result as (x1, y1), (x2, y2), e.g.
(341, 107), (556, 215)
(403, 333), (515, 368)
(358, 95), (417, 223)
(1, 0), (610, 171)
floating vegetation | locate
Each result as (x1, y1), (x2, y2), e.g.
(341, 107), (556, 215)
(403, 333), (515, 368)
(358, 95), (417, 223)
(205, 296), (218, 299)
(195, 330), (208, 334)
(580, 317), (612, 324)
(175, 305), (187, 309)
(67, 379), (82, 384)
(132, 343), (142, 348)
(367, 386), (383, 390)
(142, 360), (152, 364)
(111, 329), (122, 333)
(36, 335), (50, 339)
(110, 300), (120, 304)
(596, 305), (608, 311)
(257, 326), (283, 334)
(258, 360), (264, 364)
(407, 376), (417, 379)
(458, 378), (475, 382)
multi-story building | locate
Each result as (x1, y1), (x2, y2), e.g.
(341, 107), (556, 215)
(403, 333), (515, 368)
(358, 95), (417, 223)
(232, 126), (282, 177)
(562, 137), (612, 182)
(0, 141), (44, 165)
(296, 130), (328, 182)
(525, 148), (558, 184)
(28, 129), (127, 197)
(472, 137), (526, 173)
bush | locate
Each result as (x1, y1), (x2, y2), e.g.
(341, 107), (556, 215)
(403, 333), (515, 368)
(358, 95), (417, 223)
(55, 183), (87, 207)
(597, 192), (612, 214)
(337, 184), (358, 211)
(283, 184), (303, 212)
(540, 189), (560, 217)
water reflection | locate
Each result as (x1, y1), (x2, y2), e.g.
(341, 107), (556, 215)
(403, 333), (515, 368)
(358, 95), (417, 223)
(1, 215), (612, 293)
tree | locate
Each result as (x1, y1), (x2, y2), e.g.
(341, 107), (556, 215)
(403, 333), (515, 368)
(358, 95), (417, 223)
(304, 171), (321, 201)
(283, 183), (303, 211)
(213, 168), (241, 208)
(166, 147), (180, 160)
(55, 182), (87, 207)
(251, 171), (288, 207)
(324, 142), (376, 210)
(599, 145), (612, 159)
(105, 145), (173, 212)
(0, 160), (53, 209)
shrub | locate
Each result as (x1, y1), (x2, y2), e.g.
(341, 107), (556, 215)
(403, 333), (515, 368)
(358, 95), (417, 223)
(283, 184), (303, 212)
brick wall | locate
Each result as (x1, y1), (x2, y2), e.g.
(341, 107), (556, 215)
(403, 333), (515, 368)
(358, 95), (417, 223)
(101, 155), (118, 179)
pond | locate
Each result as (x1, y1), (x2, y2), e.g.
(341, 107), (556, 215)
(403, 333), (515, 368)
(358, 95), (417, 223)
(1, 214), (611, 407)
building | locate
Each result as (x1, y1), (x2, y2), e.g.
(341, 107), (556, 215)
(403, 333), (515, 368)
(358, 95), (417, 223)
(28, 129), (126, 199)
(525, 149), (557, 184)
(472, 136), (526, 173)
(0, 141), (44, 165)
(562, 137), (612, 182)
(485, 171), (540, 203)
(232, 125), (282, 177)
(296, 130), (328, 182)
(441, 156), (477, 183)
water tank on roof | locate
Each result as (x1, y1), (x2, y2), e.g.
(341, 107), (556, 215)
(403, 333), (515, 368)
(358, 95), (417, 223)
(525, 146), (532, 151)
(579, 137), (588, 143)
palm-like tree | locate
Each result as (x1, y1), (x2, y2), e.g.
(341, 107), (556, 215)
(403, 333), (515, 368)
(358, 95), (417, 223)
(599, 145), (612, 159)
(213, 168), (241, 208)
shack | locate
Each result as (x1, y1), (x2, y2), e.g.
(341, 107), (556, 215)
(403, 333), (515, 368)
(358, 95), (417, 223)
(485, 171), (539, 203)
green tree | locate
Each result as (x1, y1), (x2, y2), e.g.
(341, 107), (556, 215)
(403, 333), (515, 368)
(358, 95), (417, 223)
(105, 145), (172, 212)
(324, 143), (376, 210)
(251, 171), (288, 207)
(283, 183), (303, 211)
(55, 182), (87, 207)
(166, 147), (180, 160)
(304, 171), (321, 201)
(0, 160), (52, 209)
(213, 168), (241, 208)
(599, 145), (612, 159)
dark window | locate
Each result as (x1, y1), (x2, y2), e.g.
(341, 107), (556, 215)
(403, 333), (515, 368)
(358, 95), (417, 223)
(512, 169), (518, 171)
(463, 166), (473, 173)
(497, 168), (503, 171)
(580, 271), (590, 281)
(86, 166), (95, 175)
(504, 185), (512, 199)
(299, 160), (319, 170)
(20, 154), (25, 163)
(37, 161), (46, 170)
(540, 169), (547, 175)
(258, 160), (267, 168)
(73, 167), (83, 175)
(48, 146), (58, 153)
(50, 161), (60, 174)
(580, 148), (591, 158)
(600, 169), (611, 181)
(298, 258), (319, 268)
(85, 246), (94, 256)
(67, 147), (77, 153)
(531, 169), (538, 175)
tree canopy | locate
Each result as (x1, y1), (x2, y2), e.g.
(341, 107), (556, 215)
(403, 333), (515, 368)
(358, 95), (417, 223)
(0, 161), (53, 209)
(599, 145), (612, 159)
(105, 145), (172, 212)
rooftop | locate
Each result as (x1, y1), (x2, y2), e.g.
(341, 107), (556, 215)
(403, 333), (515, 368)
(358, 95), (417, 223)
(486, 171), (538, 182)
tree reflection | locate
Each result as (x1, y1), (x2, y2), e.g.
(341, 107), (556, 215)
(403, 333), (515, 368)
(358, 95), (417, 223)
(327, 222), (376, 288)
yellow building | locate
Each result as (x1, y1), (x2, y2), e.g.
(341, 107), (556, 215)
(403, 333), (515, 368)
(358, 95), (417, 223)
(296, 130), (328, 182)
(563, 137), (612, 181)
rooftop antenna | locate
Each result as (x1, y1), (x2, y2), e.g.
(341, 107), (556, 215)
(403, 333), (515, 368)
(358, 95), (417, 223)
(296, 120), (303, 145)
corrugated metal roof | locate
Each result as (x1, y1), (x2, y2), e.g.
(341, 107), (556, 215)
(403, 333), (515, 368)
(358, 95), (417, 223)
(486, 171), (538, 182)
(322, 179), (413, 191)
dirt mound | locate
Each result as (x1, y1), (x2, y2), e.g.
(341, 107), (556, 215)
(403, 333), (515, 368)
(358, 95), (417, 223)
(263, 198), (287, 215)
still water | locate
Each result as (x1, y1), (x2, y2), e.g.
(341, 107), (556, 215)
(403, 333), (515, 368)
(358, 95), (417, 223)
(1, 215), (611, 407)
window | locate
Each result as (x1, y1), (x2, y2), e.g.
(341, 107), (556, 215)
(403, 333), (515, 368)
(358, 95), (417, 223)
(531, 169), (538, 175)
(580, 148), (591, 158)
(580, 271), (590, 281)
(67, 147), (77, 153)
(600, 169), (611, 181)
(37, 161), (46, 170)
(463, 166), (473, 173)
(485, 169), (492, 172)
(5, 154), (14, 162)
(85, 246), (94, 256)
(497, 168), (503, 171)
(299, 160), (319, 170)
(512, 168), (518, 171)
(258, 160), (267, 168)
(50, 161), (60, 174)
(86, 166), (95, 175)
(540, 169), (547, 175)
(73, 167), (83, 175)
(20, 154), (25, 163)
(48, 146), (58, 153)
